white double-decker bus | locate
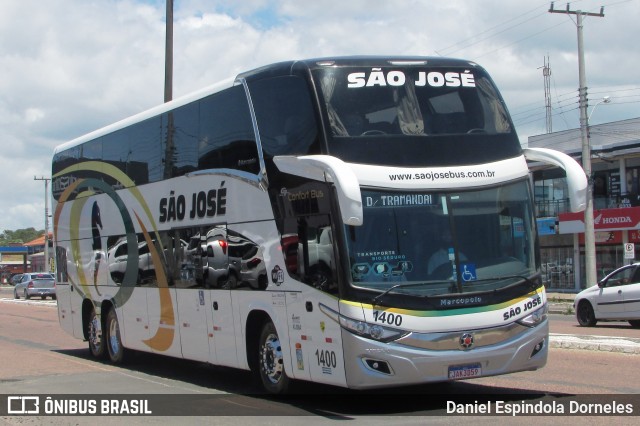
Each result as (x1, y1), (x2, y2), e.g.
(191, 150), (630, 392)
(53, 56), (586, 393)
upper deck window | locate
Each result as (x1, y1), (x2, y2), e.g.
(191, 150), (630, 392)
(311, 65), (520, 167)
(315, 67), (511, 138)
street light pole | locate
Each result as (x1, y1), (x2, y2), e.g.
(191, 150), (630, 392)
(34, 176), (51, 272)
(588, 96), (611, 122)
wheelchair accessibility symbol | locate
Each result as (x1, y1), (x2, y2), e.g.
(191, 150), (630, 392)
(460, 263), (477, 282)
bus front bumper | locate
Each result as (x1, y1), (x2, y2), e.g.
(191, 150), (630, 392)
(342, 320), (548, 390)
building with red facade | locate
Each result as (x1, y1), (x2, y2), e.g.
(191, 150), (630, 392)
(528, 117), (640, 292)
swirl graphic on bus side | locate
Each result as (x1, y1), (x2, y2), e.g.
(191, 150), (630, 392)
(53, 161), (175, 352)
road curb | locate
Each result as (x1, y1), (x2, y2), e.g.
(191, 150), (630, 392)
(547, 301), (640, 355)
(548, 302), (574, 315)
(550, 333), (640, 354)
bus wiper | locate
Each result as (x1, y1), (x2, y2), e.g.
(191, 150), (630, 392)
(467, 275), (540, 291)
(371, 281), (452, 306)
(371, 275), (540, 306)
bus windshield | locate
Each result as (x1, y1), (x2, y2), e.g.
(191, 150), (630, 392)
(311, 64), (520, 167)
(345, 180), (537, 297)
(313, 65), (512, 138)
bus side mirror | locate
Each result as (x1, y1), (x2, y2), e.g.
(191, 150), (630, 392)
(523, 147), (587, 213)
(273, 155), (363, 226)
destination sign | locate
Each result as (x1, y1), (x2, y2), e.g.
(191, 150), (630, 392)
(364, 193), (437, 208)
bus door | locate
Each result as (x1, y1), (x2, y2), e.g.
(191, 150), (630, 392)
(106, 235), (151, 351)
(203, 225), (238, 367)
(284, 214), (347, 387)
(54, 244), (78, 338)
(208, 288), (237, 367)
(119, 283), (151, 351)
(176, 287), (211, 362)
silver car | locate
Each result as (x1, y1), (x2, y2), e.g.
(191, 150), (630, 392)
(13, 273), (56, 300)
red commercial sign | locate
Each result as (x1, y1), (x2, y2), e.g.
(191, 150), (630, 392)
(558, 206), (640, 234)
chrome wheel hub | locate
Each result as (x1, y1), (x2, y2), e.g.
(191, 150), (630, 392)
(260, 333), (283, 384)
(89, 317), (102, 348)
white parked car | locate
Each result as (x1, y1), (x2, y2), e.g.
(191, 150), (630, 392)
(574, 263), (640, 328)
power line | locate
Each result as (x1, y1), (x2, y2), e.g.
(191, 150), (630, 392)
(433, 0), (636, 63)
(435, 4), (549, 57)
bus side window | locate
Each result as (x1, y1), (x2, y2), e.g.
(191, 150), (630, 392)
(198, 86), (260, 175)
(248, 76), (320, 158)
(156, 227), (210, 289)
(55, 246), (69, 283)
(281, 215), (337, 294)
(163, 104), (199, 178)
(128, 116), (164, 184)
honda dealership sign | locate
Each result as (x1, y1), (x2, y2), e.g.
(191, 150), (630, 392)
(558, 206), (640, 234)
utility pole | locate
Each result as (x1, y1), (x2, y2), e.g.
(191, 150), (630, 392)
(163, 0), (175, 178)
(549, 2), (604, 289)
(542, 55), (552, 133)
(164, 0), (173, 103)
(34, 176), (51, 272)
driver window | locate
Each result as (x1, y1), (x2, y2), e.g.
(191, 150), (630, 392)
(606, 267), (635, 287)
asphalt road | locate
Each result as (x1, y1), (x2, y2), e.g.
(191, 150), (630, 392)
(1, 289), (639, 425)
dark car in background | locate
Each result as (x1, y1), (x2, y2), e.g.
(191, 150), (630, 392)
(9, 274), (23, 286)
(13, 273), (56, 300)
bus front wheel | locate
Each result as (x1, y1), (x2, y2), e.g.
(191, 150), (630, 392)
(106, 309), (125, 363)
(258, 321), (290, 394)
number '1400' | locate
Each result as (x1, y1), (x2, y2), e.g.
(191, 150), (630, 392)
(372, 310), (403, 326)
(315, 349), (337, 368)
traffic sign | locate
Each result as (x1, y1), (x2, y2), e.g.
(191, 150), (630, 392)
(624, 243), (635, 259)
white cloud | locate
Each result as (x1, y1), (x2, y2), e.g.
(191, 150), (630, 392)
(24, 108), (45, 124)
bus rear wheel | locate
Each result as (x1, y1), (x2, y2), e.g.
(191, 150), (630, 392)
(88, 309), (106, 359)
(106, 309), (125, 363)
(258, 321), (290, 394)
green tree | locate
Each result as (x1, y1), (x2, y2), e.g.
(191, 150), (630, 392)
(0, 228), (44, 246)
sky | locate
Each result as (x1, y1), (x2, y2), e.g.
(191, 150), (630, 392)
(1, 0), (639, 233)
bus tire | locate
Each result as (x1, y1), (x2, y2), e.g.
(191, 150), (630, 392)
(106, 309), (125, 363)
(258, 321), (290, 394)
(87, 308), (106, 359)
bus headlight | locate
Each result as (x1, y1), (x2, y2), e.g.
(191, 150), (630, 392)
(318, 302), (409, 343)
(338, 315), (409, 343)
(516, 304), (548, 328)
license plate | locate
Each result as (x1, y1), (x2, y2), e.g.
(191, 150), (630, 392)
(448, 363), (482, 379)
